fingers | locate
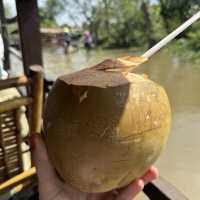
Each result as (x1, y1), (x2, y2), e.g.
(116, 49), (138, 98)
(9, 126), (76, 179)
(141, 166), (159, 185)
(116, 179), (144, 200)
(31, 133), (61, 186)
(32, 134), (89, 200)
(116, 166), (158, 200)
(87, 193), (106, 200)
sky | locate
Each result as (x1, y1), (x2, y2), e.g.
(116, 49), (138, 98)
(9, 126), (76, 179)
(4, 0), (46, 15)
(3, 0), (158, 26)
(4, 0), (79, 26)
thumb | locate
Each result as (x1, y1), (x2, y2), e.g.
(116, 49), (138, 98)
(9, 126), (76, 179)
(31, 133), (62, 187)
(31, 134), (87, 200)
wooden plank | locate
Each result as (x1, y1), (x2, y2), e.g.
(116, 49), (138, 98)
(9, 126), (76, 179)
(143, 177), (189, 200)
(0, 97), (32, 113)
(0, 0), (10, 70)
(15, 109), (24, 173)
(0, 76), (31, 90)
(15, 0), (43, 76)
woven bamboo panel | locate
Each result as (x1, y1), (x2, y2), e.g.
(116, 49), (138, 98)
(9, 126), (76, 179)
(0, 110), (23, 184)
(0, 67), (43, 192)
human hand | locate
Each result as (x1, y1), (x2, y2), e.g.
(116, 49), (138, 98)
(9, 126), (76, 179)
(32, 134), (159, 200)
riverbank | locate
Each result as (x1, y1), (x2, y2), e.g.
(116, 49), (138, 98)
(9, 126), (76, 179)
(164, 39), (200, 65)
(102, 38), (200, 66)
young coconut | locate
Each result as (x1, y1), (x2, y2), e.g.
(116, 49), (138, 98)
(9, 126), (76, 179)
(43, 57), (171, 193)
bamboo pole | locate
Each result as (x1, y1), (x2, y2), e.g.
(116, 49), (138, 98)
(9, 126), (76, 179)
(0, 97), (32, 113)
(15, 109), (24, 174)
(30, 65), (44, 134)
(0, 167), (36, 191)
(0, 76), (31, 90)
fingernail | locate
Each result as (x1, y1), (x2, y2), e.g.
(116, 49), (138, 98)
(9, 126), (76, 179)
(137, 179), (145, 190)
(30, 133), (37, 150)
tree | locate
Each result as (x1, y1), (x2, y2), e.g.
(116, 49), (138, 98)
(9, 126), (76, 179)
(38, 0), (200, 52)
(140, 0), (156, 47)
(158, 0), (200, 33)
(102, 0), (111, 38)
(64, 0), (106, 44)
(61, 0), (158, 47)
(39, 0), (65, 27)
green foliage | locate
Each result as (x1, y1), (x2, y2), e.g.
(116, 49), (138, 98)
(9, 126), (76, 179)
(104, 0), (145, 47)
(187, 22), (200, 51)
(85, 0), (155, 48)
(158, 0), (200, 33)
(150, 5), (165, 40)
(4, 3), (12, 18)
(39, 0), (200, 61)
(39, 0), (65, 27)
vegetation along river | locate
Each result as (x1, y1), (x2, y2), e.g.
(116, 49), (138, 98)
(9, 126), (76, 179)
(12, 46), (200, 200)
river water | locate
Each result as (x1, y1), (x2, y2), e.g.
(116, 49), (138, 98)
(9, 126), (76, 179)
(12, 46), (200, 199)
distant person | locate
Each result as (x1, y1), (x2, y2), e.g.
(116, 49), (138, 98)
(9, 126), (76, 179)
(63, 27), (71, 53)
(84, 31), (93, 49)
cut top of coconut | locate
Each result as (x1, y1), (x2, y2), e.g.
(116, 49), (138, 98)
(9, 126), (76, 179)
(58, 56), (148, 88)
(95, 56), (147, 72)
(59, 66), (147, 89)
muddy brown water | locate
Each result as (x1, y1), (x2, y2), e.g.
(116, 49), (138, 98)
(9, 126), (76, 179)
(11, 46), (200, 199)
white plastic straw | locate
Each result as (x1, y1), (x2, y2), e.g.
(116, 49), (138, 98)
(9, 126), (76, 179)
(142, 11), (200, 59)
